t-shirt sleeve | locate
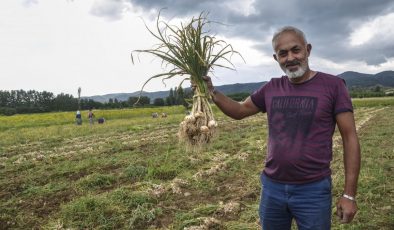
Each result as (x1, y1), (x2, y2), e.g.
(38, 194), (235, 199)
(250, 83), (268, 112)
(334, 79), (353, 115)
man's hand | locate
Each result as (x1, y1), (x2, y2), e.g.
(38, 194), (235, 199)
(191, 80), (197, 92)
(336, 197), (357, 223)
(191, 76), (216, 96)
(202, 76), (215, 94)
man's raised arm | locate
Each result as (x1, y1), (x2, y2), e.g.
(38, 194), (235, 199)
(203, 76), (260, 120)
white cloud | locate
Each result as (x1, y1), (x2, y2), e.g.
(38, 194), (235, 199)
(211, 35), (273, 68)
(311, 56), (394, 76)
(349, 12), (394, 46)
(224, 0), (257, 16)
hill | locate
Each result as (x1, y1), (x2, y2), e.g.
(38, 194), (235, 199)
(86, 82), (267, 103)
(87, 91), (170, 103)
(86, 71), (394, 102)
(338, 70), (394, 87)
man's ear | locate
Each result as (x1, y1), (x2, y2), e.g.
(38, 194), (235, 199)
(273, 54), (278, 61)
(307, 44), (312, 55)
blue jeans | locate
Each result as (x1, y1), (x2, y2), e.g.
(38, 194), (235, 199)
(259, 174), (332, 230)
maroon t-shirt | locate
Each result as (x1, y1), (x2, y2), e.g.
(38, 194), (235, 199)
(251, 72), (353, 184)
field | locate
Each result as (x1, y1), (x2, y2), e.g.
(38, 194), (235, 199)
(0, 97), (393, 229)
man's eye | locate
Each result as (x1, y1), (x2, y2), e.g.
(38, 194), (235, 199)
(279, 52), (287, 57)
(292, 48), (301, 53)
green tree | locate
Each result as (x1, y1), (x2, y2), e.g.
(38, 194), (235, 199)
(53, 93), (78, 111)
(128, 96), (150, 106)
(166, 88), (175, 106)
(40, 91), (55, 111)
(227, 92), (250, 102)
(0, 90), (11, 107)
(176, 86), (187, 106)
(153, 98), (165, 106)
(139, 96), (150, 105)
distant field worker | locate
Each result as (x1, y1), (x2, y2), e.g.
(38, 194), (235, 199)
(201, 26), (361, 229)
(98, 117), (105, 124)
(75, 110), (82, 125)
(88, 109), (95, 125)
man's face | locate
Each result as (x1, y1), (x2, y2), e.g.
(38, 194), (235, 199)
(273, 31), (311, 79)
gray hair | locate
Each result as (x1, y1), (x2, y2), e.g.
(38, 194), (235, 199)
(272, 26), (308, 49)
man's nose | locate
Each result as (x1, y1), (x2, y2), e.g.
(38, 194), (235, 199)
(286, 51), (296, 61)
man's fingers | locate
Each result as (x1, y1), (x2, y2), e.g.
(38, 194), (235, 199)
(202, 76), (214, 88)
(341, 212), (353, 223)
(202, 76), (213, 85)
(191, 76), (215, 93)
(336, 206), (343, 219)
(190, 80), (197, 91)
(337, 205), (356, 224)
(202, 76), (210, 81)
(342, 210), (356, 223)
(336, 205), (348, 223)
(341, 213), (349, 223)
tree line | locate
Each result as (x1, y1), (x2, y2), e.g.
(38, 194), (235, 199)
(2, 85), (390, 115)
(349, 85), (394, 98)
(0, 90), (100, 115)
(0, 87), (193, 116)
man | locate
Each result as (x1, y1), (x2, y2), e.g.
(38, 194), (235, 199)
(75, 110), (82, 125)
(203, 26), (360, 229)
(88, 109), (95, 125)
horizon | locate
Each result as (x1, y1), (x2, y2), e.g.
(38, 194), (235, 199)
(2, 69), (393, 98)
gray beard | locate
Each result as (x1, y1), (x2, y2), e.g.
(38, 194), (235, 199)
(283, 65), (308, 79)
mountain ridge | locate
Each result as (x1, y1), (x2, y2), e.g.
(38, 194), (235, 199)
(86, 71), (394, 103)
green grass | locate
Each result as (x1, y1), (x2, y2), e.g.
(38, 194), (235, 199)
(0, 98), (393, 229)
(352, 96), (394, 108)
(333, 106), (393, 230)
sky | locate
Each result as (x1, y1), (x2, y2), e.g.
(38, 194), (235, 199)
(1, 0), (394, 97)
